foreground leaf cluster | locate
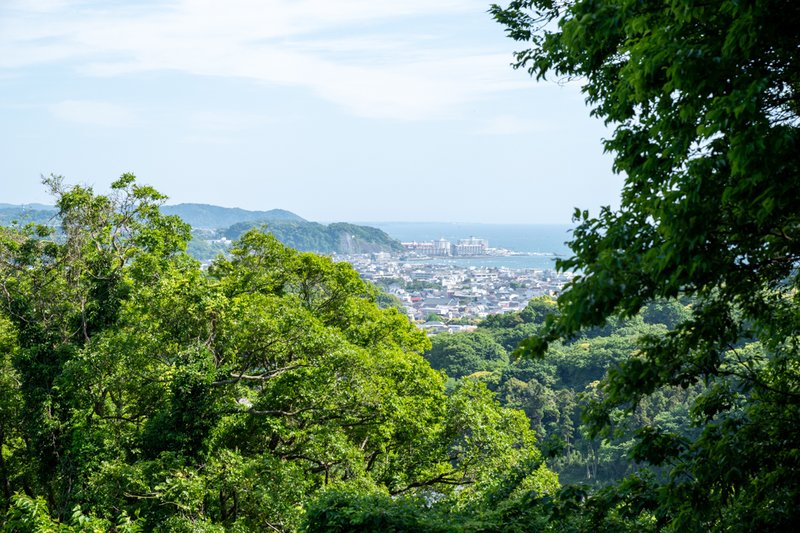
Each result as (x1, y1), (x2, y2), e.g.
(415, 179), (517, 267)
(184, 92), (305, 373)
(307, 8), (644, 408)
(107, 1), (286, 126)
(490, 0), (800, 530)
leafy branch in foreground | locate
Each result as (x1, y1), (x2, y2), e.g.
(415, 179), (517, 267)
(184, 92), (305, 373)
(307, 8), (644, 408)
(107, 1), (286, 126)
(492, 0), (800, 530)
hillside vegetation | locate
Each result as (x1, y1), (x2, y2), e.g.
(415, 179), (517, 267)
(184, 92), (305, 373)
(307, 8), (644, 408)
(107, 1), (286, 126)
(223, 220), (403, 255)
(161, 204), (305, 229)
(426, 297), (697, 488)
(0, 202), (404, 259)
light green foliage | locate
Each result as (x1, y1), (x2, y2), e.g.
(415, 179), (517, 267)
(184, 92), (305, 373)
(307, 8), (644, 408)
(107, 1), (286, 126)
(301, 384), (559, 531)
(0, 176), (555, 530)
(0, 174), (190, 520)
(426, 331), (509, 379)
(2, 493), (142, 532)
(492, 0), (800, 529)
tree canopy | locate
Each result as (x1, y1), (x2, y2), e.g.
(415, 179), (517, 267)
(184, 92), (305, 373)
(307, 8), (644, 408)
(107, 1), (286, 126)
(0, 176), (556, 531)
(492, 0), (800, 531)
(491, 0), (800, 530)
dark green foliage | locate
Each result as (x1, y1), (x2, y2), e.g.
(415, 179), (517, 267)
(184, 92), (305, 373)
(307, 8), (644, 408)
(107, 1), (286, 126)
(411, 307), (713, 530)
(303, 443), (559, 532)
(519, 296), (558, 325)
(302, 476), (554, 533)
(492, 0), (800, 529)
(420, 309), (697, 489)
(640, 300), (690, 330)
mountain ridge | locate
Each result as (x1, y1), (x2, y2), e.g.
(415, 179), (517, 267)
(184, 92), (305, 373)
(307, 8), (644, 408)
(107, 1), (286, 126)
(161, 203), (305, 228)
(0, 202), (402, 256)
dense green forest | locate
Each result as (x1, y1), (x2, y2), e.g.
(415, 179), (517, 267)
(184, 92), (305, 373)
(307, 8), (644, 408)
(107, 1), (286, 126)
(0, 176), (557, 531)
(0, 179), (718, 531)
(425, 298), (699, 488)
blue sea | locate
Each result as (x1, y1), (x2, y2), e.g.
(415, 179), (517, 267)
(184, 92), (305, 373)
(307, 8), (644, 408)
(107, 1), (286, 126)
(365, 222), (576, 270)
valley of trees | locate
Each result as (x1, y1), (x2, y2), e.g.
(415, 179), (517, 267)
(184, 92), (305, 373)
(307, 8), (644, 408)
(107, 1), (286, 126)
(2, 175), (782, 531)
(427, 299), (702, 486)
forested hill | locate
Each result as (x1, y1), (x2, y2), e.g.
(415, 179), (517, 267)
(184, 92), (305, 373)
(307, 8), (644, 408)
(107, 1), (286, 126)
(160, 204), (403, 254)
(0, 202), (403, 255)
(223, 219), (404, 254)
(161, 203), (305, 228)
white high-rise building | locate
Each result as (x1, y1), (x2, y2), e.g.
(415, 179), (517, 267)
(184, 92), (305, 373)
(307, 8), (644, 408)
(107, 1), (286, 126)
(433, 238), (452, 256)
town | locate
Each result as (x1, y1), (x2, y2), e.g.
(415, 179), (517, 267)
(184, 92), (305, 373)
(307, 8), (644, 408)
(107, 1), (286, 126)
(336, 237), (574, 334)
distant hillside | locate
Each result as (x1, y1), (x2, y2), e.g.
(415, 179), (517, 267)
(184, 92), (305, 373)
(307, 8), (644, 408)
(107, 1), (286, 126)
(0, 205), (57, 226)
(0, 203), (55, 210)
(0, 203), (303, 230)
(0, 202), (402, 255)
(161, 203), (305, 229)
(224, 220), (404, 254)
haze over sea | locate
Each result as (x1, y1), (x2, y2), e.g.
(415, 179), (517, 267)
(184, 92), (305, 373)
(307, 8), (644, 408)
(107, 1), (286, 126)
(365, 222), (575, 270)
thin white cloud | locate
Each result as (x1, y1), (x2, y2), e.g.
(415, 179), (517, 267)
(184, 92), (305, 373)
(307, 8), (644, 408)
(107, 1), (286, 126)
(181, 134), (237, 145)
(180, 110), (275, 143)
(478, 115), (554, 136)
(50, 99), (140, 127)
(1, 0), (527, 120)
(188, 110), (270, 132)
(4, 0), (82, 13)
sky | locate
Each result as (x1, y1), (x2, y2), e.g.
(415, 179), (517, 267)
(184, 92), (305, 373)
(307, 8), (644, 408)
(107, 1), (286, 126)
(0, 0), (623, 223)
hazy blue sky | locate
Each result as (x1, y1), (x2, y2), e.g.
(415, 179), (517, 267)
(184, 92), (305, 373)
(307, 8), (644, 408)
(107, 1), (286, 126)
(1, 0), (623, 223)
